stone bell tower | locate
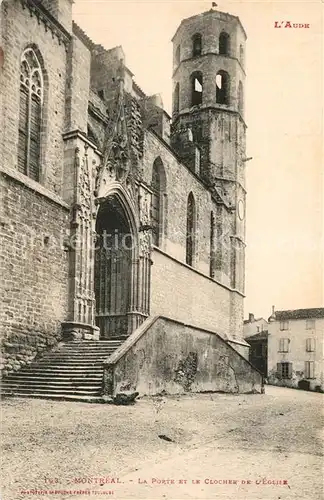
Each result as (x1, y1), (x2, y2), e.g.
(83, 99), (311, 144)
(171, 8), (247, 293)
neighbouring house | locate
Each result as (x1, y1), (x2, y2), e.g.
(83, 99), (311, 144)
(267, 306), (324, 392)
(243, 313), (269, 339)
(0, 0), (260, 400)
(244, 313), (268, 377)
(245, 330), (268, 378)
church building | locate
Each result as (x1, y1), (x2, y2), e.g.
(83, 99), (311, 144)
(0, 0), (262, 400)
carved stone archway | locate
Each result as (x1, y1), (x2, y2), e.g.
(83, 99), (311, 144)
(62, 60), (150, 341)
(95, 182), (151, 338)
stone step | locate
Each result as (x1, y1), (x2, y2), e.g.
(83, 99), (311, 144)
(8, 365), (103, 377)
(2, 385), (101, 394)
(47, 345), (119, 354)
(1, 393), (105, 403)
(2, 337), (124, 401)
(54, 350), (118, 356)
(49, 346), (120, 351)
(34, 360), (105, 366)
(38, 351), (116, 358)
(4, 373), (102, 380)
(10, 367), (103, 374)
(45, 343), (121, 348)
(37, 358), (112, 363)
(39, 348), (119, 354)
(3, 377), (102, 385)
(61, 341), (123, 347)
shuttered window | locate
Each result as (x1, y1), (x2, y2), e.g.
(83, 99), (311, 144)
(18, 48), (43, 181)
(306, 338), (315, 352)
(305, 361), (315, 379)
(306, 319), (315, 330)
(278, 338), (289, 352)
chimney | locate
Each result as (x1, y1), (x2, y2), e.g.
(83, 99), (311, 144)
(248, 313), (255, 323)
(268, 305), (276, 322)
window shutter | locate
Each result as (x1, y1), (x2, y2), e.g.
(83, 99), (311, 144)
(288, 362), (293, 379)
(277, 362), (282, 379)
(285, 338), (289, 352)
(18, 86), (28, 174)
(29, 95), (41, 181)
(306, 338), (315, 352)
(310, 362), (315, 378)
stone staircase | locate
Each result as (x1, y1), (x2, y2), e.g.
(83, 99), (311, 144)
(1, 340), (123, 402)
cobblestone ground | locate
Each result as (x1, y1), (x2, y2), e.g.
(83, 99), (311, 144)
(1, 386), (323, 500)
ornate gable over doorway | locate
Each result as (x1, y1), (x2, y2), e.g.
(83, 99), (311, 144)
(94, 60), (144, 202)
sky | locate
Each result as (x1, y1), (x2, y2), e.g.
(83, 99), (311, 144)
(73, 0), (323, 319)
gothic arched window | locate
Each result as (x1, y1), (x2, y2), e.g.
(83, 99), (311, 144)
(216, 70), (230, 105)
(186, 192), (196, 266)
(192, 33), (202, 57)
(191, 71), (203, 106)
(219, 32), (230, 55)
(18, 47), (44, 181)
(151, 157), (166, 247)
(173, 82), (180, 113)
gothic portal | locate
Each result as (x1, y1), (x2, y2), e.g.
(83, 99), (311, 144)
(95, 196), (133, 338)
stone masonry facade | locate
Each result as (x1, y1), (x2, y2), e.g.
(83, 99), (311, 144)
(0, 0), (250, 375)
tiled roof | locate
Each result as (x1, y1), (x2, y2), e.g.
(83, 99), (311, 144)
(274, 308), (324, 321)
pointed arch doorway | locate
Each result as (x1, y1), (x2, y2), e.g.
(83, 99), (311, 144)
(94, 195), (135, 339)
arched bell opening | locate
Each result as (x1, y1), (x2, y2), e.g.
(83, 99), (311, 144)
(94, 195), (135, 339)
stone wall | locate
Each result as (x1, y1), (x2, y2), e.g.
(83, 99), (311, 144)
(150, 247), (244, 340)
(103, 316), (262, 397)
(143, 130), (245, 340)
(142, 130), (216, 273)
(0, 172), (70, 375)
(39, 0), (73, 33)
